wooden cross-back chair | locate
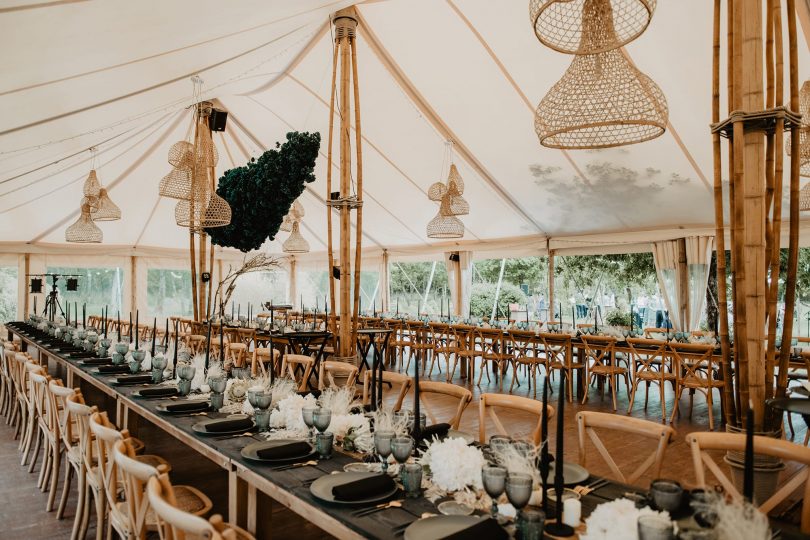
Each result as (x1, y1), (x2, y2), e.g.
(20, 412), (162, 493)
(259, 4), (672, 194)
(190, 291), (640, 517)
(416, 381), (472, 429)
(576, 411), (675, 488)
(280, 354), (314, 392)
(48, 381), (80, 522)
(687, 431), (810, 534)
(146, 474), (254, 540)
(453, 325), (479, 381)
(538, 332), (579, 401)
(626, 338), (676, 422)
(476, 328), (514, 389)
(0, 340), (17, 419)
(668, 342), (724, 430)
(429, 322), (457, 380)
(581, 335), (628, 411)
(318, 360), (359, 391)
(478, 392), (554, 446)
(29, 370), (54, 492)
(508, 330), (543, 395)
(252, 347), (280, 377)
(361, 370), (411, 411)
(66, 392), (99, 540)
(404, 322), (433, 374)
(384, 319), (408, 369)
(644, 327), (671, 339)
(185, 335), (207, 356)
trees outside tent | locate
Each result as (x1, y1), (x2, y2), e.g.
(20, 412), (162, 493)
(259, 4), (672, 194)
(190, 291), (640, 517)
(388, 261), (449, 315)
(147, 269), (193, 319)
(0, 266), (18, 323)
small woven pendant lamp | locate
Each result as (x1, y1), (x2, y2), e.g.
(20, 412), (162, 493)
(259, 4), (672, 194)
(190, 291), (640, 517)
(530, 0), (656, 54)
(283, 221), (310, 253)
(427, 197), (465, 239)
(66, 203), (103, 243)
(786, 81), (810, 178)
(91, 188), (121, 221)
(82, 170), (102, 198)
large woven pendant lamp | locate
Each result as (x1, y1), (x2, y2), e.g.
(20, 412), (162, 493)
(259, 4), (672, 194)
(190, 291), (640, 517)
(65, 203), (103, 243)
(535, 48), (668, 149)
(283, 221), (310, 253)
(786, 81), (810, 178)
(91, 188), (121, 221)
(427, 197), (465, 239)
(530, 0), (656, 54)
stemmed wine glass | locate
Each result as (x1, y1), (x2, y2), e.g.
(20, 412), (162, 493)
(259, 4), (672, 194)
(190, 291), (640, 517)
(302, 407), (317, 443)
(374, 430), (395, 475)
(482, 466), (507, 521)
(506, 473), (533, 536)
(391, 436), (413, 474)
(312, 408), (332, 433)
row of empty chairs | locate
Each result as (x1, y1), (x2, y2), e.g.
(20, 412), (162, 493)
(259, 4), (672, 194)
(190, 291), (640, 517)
(0, 335), (254, 540)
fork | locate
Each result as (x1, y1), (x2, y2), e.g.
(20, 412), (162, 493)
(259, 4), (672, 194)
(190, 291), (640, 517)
(574, 478), (608, 496)
(353, 500), (403, 517)
(212, 431), (256, 440)
(272, 460), (319, 472)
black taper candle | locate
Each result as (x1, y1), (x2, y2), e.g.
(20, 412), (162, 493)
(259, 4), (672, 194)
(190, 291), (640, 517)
(630, 306), (634, 332)
(83, 303), (86, 328)
(371, 343), (377, 411)
(743, 403), (754, 501)
(151, 317), (156, 357)
(412, 324), (422, 440)
(270, 300), (274, 327)
(219, 319), (224, 363)
(134, 310), (139, 350)
(545, 370), (574, 537)
(540, 375), (550, 515)
(164, 318), (168, 348)
(238, 304), (241, 319)
(129, 312), (132, 342)
(117, 310), (120, 339)
(66, 303), (69, 326)
(33, 296), (36, 315)
(172, 319), (178, 379)
(204, 318), (212, 373)
(396, 297), (399, 317)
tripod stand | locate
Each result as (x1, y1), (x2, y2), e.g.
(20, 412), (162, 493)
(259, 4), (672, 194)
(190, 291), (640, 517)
(42, 275), (64, 321)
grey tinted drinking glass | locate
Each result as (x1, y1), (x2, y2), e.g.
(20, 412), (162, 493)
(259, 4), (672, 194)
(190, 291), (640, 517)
(482, 466), (507, 520)
(312, 408), (332, 433)
(505, 473), (533, 511)
(391, 437), (413, 465)
(374, 430), (395, 474)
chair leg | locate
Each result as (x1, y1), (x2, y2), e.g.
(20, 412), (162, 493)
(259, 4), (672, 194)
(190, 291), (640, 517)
(57, 462), (73, 520)
(627, 379), (638, 414)
(29, 428), (42, 474)
(609, 374), (618, 411)
(707, 388), (715, 431)
(47, 442), (60, 511)
(659, 380), (667, 423)
(669, 385), (681, 424)
(93, 487), (105, 540)
(70, 469), (85, 540)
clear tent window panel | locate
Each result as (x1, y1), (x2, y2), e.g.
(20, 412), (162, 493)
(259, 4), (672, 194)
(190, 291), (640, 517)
(471, 257), (546, 320)
(388, 261), (449, 316)
(0, 266), (18, 324)
(45, 266), (124, 318)
(297, 269), (329, 311)
(147, 269), (193, 319)
(228, 270), (289, 313)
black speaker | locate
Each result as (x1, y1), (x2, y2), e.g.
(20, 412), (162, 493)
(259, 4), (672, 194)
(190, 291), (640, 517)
(448, 253), (460, 262)
(332, 266), (341, 280)
(66, 278), (79, 292)
(330, 191), (341, 201)
(201, 272), (211, 283)
(30, 278), (42, 294)
(209, 109), (228, 132)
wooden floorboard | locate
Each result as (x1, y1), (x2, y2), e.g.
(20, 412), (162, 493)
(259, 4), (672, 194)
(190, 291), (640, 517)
(1, 354), (807, 539)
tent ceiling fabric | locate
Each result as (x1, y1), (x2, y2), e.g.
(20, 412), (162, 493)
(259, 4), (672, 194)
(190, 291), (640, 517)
(2, 0), (810, 258)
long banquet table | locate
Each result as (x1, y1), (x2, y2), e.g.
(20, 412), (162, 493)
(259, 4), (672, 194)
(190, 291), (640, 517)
(6, 321), (809, 540)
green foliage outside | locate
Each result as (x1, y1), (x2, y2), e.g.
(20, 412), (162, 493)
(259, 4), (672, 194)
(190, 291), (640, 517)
(605, 308), (632, 327)
(146, 269), (192, 319)
(389, 261), (449, 314)
(206, 132), (320, 252)
(45, 267), (123, 319)
(0, 266), (18, 323)
(469, 282), (526, 319)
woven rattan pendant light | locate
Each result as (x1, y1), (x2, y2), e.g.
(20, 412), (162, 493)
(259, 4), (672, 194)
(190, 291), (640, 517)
(168, 141), (195, 170)
(65, 203), (102, 243)
(90, 188), (121, 221)
(82, 169), (102, 198)
(283, 221), (310, 253)
(786, 81), (810, 178)
(535, 48), (667, 149)
(159, 166), (193, 199)
(800, 183), (810, 211)
(427, 197), (465, 239)
(530, 0), (656, 54)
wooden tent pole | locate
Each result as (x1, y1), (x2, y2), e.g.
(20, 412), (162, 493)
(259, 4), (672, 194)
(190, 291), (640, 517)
(763, 0), (777, 402)
(777, 0), (801, 400)
(548, 246), (555, 322)
(326, 35), (339, 336)
(189, 111), (199, 321)
(712, 0), (736, 426)
(351, 33), (363, 356)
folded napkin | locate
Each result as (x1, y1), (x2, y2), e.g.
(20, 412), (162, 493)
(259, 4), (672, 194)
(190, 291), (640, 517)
(165, 400), (208, 412)
(256, 441), (312, 460)
(418, 423), (451, 444)
(69, 352), (97, 358)
(331, 474), (396, 501)
(439, 518), (508, 540)
(204, 417), (254, 433)
(97, 365), (130, 374)
(81, 358), (113, 365)
(138, 387), (178, 397)
(115, 374), (153, 384)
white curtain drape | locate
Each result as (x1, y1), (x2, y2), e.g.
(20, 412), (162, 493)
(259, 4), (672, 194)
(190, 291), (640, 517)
(445, 251), (473, 318)
(685, 236), (714, 331)
(652, 240), (683, 331)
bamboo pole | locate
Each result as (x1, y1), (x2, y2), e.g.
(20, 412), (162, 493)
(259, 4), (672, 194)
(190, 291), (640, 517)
(189, 114), (199, 322)
(338, 12), (353, 358)
(712, 0), (736, 426)
(548, 247), (555, 322)
(326, 37), (339, 336)
(351, 34), (363, 357)
(199, 230), (207, 319)
(777, 0), (801, 403)
(763, 0), (777, 402)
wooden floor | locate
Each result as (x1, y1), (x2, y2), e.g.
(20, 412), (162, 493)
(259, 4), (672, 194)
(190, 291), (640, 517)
(1, 356), (807, 539)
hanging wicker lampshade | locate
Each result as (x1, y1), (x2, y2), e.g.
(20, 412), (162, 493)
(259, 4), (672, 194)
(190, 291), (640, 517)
(65, 203), (102, 243)
(200, 193), (231, 228)
(800, 182), (810, 211)
(446, 164), (465, 195)
(279, 214), (293, 232)
(90, 188), (121, 221)
(786, 81), (810, 177)
(530, 0), (656, 55)
(82, 170), (102, 198)
(283, 221), (310, 253)
(427, 182), (447, 202)
(535, 47), (668, 149)
(427, 197), (465, 239)
(194, 119), (218, 168)
(168, 141), (195, 170)
(448, 193), (470, 216)
(158, 167), (194, 199)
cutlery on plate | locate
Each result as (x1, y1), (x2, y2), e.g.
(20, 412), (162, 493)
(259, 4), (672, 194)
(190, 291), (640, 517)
(574, 478), (608, 496)
(353, 500), (402, 517)
(272, 460), (318, 472)
(212, 432), (256, 440)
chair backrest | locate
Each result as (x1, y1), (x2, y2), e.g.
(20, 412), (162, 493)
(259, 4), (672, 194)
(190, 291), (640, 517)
(318, 360), (359, 390)
(508, 330), (538, 360)
(29, 370), (50, 423)
(114, 438), (167, 538)
(89, 411), (130, 535)
(361, 370), (411, 411)
(417, 381), (472, 429)
(147, 474), (240, 540)
(581, 335), (617, 368)
(479, 392), (554, 446)
(644, 327), (671, 339)
(626, 338), (672, 374)
(538, 332), (572, 367)
(577, 411), (675, 486)
(253, 347), (279, 377)
(687, 431), (810, 533)
(280, 354), (314, 391)
(66, 392), (98, 476)
(48, 381), (77, 452)
(669, 342), (717, 384)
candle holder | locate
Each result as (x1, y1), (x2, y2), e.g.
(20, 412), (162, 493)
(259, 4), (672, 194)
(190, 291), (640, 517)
(315, 431), (334, 460)
(114, 342), (129, 356)
(151, 354), (168, 384)
(248, 390), (273, 431)
(98, 337), (111, 358)
(208, 376), (227, 409)
(374, 430), (395, 475)
(177, 363), (196, 396)
(129, 349), (145, 374)
(85, 332), (98, 353)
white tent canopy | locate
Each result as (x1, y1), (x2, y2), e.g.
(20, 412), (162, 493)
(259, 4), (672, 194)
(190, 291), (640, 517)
(2, 0), (810, 317)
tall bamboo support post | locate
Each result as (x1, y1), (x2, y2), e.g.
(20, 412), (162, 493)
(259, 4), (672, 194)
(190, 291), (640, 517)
(325, 39), (339, 335)
(199, 227), (207, 319)
(777, 0), (801, 400)
(327, 8), (363, 360)
(548, 244), (555, 322)
(189, 110), (200, 321)
(712, 0), (736, 426)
